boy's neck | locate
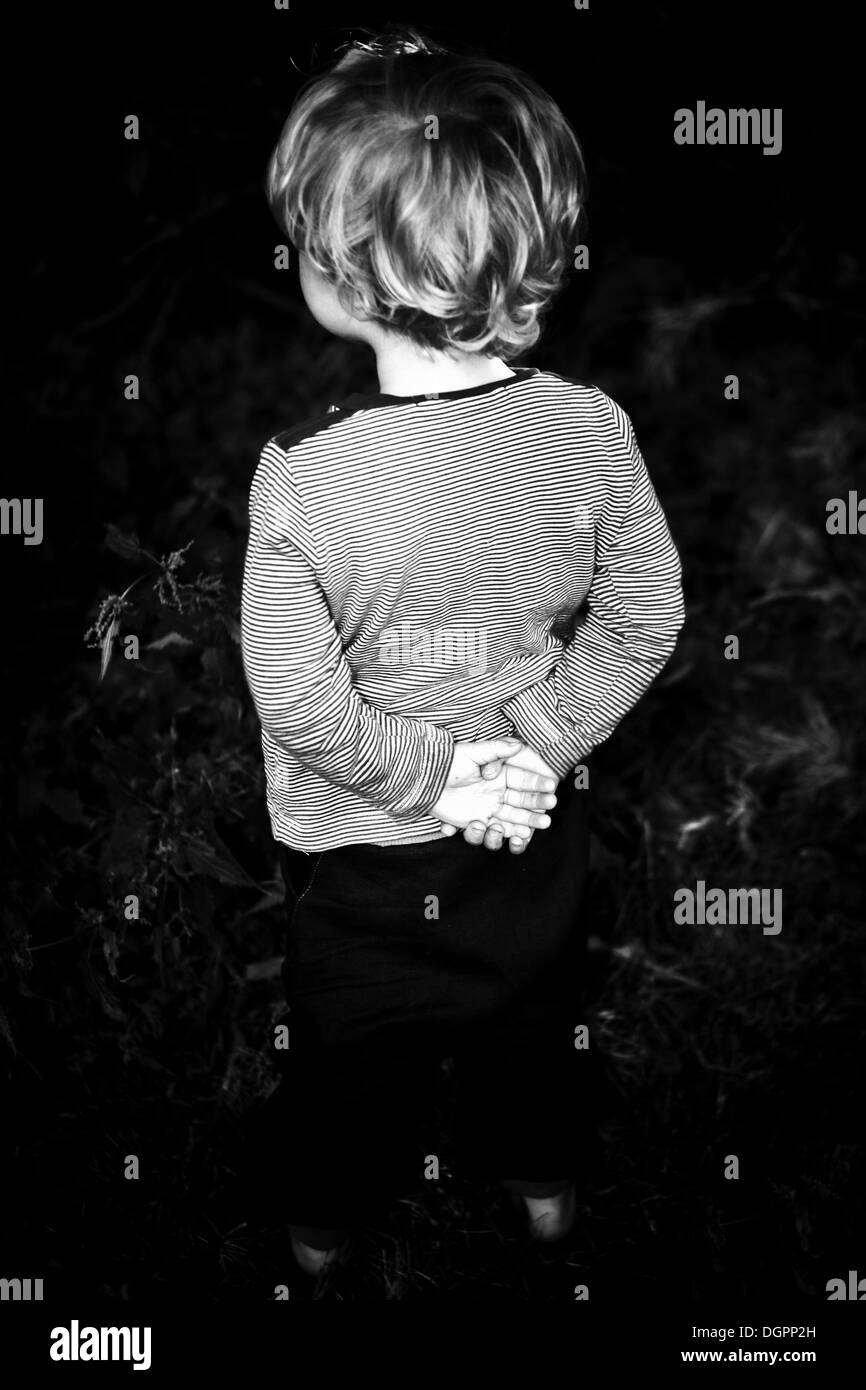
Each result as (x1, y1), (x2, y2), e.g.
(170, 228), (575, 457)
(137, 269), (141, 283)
(372, 336), (516, 397)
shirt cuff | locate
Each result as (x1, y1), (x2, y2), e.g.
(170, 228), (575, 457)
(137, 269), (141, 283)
(502, 687), (584, 779)
(391, 725), (455, 817)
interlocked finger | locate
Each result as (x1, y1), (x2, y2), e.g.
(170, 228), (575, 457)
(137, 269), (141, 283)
(491, 798), (552, 829)
(503, 765), (558, 794)
(499, 786), (557, 813)
(463, 814), (540, 847)
(464, 819), (507, 850)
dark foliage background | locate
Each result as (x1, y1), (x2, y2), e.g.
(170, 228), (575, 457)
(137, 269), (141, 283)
(2, 1), (863, 1305)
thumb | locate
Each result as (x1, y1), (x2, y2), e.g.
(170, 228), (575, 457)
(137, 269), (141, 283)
(466, 738), (523, 765)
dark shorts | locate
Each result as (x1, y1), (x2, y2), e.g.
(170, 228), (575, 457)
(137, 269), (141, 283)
(252, 773), (591, 1230)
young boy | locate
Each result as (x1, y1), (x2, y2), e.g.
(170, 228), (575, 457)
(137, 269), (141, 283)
(241, 27), (685, 1278)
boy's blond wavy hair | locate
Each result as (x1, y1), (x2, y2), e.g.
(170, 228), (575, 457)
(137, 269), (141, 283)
(267, 26), (586, 359)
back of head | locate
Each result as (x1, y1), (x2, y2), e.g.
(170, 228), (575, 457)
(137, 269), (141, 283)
(267, 25), (586, 359)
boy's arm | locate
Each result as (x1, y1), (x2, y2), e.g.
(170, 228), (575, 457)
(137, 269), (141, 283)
(501, 396), (685, 777)
(241, 445), (454, 817)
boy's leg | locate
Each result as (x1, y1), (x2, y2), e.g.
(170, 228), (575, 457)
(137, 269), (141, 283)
(252, 842), (445, 1234)
(257, 1012), (443, 1234)
(451, 976), (587, 1184)
(450, 772), (592, 1187)
(452, 996), (583, 1242)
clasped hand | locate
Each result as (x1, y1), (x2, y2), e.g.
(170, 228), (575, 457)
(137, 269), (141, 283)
(430, 738), (561, 855)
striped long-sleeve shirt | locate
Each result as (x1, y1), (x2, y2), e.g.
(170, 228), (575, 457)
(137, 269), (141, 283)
(241, 367), (685, 851)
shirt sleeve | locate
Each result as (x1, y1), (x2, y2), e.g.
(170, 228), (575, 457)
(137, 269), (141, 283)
(241, 442), (455, 816)
(501, 392), (685, 777)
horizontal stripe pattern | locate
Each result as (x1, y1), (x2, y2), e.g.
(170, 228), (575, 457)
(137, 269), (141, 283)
(241, 369), (685, 850)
